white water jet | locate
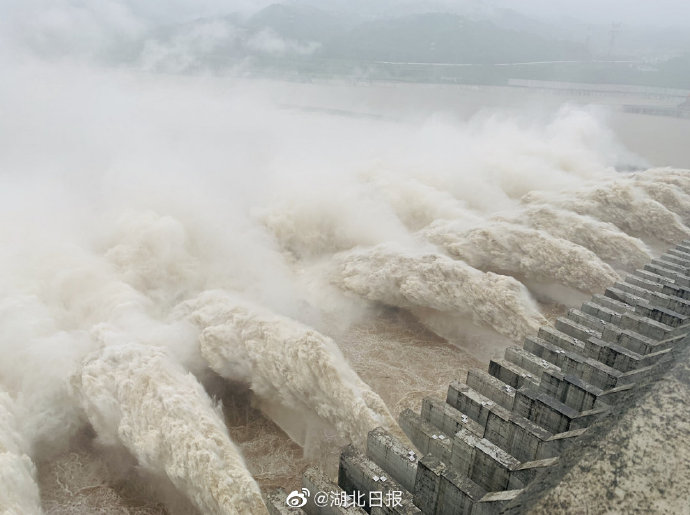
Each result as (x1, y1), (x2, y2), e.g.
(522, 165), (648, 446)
(515, 204), (652, 270)
(331, 243), (546, 342)
(631, 177), (690, 224)
(364, 172), (483, 232)
(643, 168), (690, 196)
(425, 220), (621, 293)
(522, 180), (690, 244)
(73, 342), (267, 515)
(0, 392), (42, 515)
(176, 291), (398, 450)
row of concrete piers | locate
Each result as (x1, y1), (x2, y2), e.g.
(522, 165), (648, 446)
(267, 240), (690, 514)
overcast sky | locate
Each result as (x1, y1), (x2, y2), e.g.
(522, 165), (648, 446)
(4, 0), (690, 27)
(489, 0), (690, 27)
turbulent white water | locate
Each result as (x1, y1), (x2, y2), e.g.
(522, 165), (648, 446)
(260, 190), (413, 260)
(331, 243), (546, 342)
(645, 168), (690, 196)
(0, 392), (42, 515)
(425, 220), (621, 293)
(0, 240), (159, 462)
(631, 178), (690, 224)
(176, 291), (398, 450)
(511, 205), (652, 269)
(73, 343), (268, 515)
(364, 172), (483, 232)
(523, 180), (690, 244)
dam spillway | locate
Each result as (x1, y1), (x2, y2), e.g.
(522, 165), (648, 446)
(267, 240), (690, 514)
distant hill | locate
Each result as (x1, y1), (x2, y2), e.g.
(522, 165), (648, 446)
(131, 2), (690, 89)
(138, 4), (588, 65)
(319, 12), (589, 64)
(245, 4), (358, 43)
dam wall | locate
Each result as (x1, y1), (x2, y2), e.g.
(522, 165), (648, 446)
(280, 240), (690, 514)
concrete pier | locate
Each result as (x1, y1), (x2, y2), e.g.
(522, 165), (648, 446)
(367, 428), (419, 492)
(414, 455), (485, 515)
(420, 398), (484, 439)
(302, 467), (366, 515)
(400, 409), (453, 463)
(339, 445), (421, 514)
(466, 369), (515, 410)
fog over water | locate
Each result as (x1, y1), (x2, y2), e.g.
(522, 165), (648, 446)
(1, 1), (690, 513)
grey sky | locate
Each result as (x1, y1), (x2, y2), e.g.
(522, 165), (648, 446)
(4, 0), (690, 27)
(489, 0), (690, 27)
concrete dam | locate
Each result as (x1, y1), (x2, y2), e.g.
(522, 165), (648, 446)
(266, 241), (690, 514)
